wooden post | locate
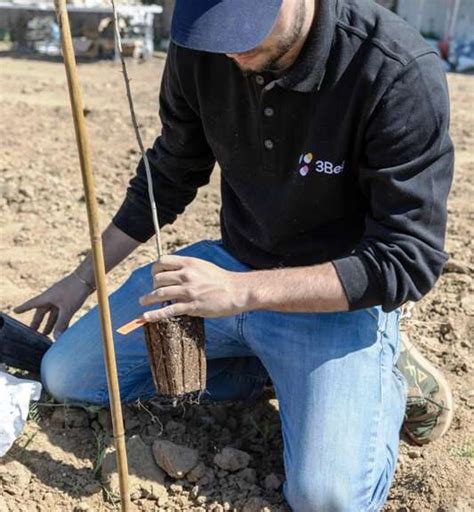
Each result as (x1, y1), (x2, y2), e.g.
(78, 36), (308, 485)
(53, 1), (131, 510)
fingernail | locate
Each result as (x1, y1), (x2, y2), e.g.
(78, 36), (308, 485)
(139, 297), (145, 305)
(143, 312), (150, 321)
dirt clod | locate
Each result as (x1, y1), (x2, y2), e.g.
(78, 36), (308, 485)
(242, 497), (272, 512)
(186, 462), (207, 483)
(102, 435), (167, 501)
(214, 447), (251, 472)
(0, 461), (31, 495)
(152, 439), (199, 479)
(264, 473), (283, 490)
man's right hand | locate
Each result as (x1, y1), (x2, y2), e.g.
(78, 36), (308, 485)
(14, 273), (92, 339)
(13, 223), (141, 339)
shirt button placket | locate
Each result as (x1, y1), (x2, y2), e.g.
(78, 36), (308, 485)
(264, 138), (274, 150)
(259, 77), (277, 174)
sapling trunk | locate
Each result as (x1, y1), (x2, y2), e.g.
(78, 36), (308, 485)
(111, 0), (207, 397)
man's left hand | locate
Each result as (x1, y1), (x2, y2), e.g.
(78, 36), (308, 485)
(139, 255), (250, 320)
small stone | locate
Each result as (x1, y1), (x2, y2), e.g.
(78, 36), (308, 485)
(264, 472), (282, 490)
(169, 483), (183, 493)
(214, 447), (251, 472)
(268, 398), (279, 411)
(197, 468), (216, 487)
(443, 259), (471, 275)
(408, 449), (420, 459)
(84, 482), (101, 494)
(461, 295), (474, 315)
(175, 495), (190, 508)
(165, 420), (186, 436)
(237, 467), (257, 484)
(186, 462), (207, 483)
(242, 497), (272, 512)
(152, 439), (199, 478)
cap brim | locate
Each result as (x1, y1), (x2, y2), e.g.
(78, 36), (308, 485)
(171, 0), (282, 54)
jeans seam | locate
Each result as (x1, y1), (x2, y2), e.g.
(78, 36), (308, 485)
(237, 313), (246, 343)
(361, 312), (388, 510)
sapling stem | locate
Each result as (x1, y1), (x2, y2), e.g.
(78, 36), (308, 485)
(111, 0), (162, 260)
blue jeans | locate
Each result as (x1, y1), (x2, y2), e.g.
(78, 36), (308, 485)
(41, 240), (406, 511)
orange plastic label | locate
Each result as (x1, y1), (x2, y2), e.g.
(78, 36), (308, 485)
(116, 317), (146, 335)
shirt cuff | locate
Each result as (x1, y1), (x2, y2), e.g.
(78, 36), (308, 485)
(112, 198), (155, 243)
(332, 255), (382, 311)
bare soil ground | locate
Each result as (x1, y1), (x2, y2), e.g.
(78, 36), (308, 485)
(0, 55), (473, 512)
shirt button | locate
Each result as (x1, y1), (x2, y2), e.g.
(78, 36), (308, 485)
(255, 75), (265, 86)
(264, 138), (274, 150)
(264, 107), (274, 117)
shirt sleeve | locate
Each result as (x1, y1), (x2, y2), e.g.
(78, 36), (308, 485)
(332, 52), (454, 312)
(113, 43), (216, 242)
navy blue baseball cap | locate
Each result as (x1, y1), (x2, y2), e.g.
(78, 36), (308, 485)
(170, 0), (283, 54)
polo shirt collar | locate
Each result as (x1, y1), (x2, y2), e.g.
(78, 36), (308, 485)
(276, 0), (338, 92)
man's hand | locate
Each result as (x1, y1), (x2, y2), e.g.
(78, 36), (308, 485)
(140, 254), (349, 321)
(139, 255), (249, 320)
(14, 274), (92, 338)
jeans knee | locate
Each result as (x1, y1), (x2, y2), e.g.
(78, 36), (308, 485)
(41, 346), (69, 402)
(285, 474), (353, 512)
(41, 342), (104, 405)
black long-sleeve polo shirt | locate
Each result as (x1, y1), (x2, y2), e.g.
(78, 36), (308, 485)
(113, 0), (454, 312)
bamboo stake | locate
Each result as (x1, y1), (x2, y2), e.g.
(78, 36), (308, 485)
(53, 1), (131, 510)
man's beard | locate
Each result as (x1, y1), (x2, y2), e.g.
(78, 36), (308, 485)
(236, 0), (307, 74)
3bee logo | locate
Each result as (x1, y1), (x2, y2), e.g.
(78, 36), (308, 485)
(298, 153), (314, 176)
(297, 152), (345, 177)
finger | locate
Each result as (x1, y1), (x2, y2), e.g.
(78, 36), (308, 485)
(151, 255), (190, 275)
(14, 295), (43, 314)
(30, 307), (48, 331)
(53, 311), (71, 339)
(143, 302), (191, 321)
(152, 271), (182, 289)
(140, 286), (186, 306)
(43, 308), (59, 336)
